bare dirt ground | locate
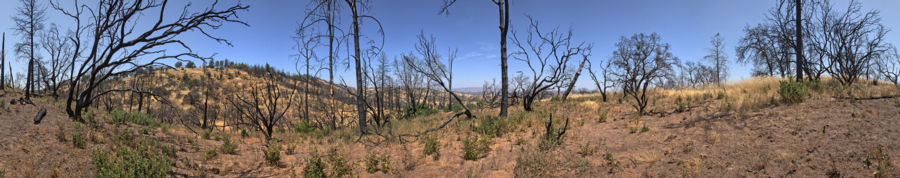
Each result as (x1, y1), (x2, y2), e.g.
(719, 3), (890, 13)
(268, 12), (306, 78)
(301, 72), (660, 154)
(1, 82), (899, 177)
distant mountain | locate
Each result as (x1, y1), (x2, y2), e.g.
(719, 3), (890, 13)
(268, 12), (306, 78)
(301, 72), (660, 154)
(453, 87), (483, 94)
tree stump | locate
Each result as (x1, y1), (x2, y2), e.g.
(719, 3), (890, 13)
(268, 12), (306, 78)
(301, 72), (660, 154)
(34, 107), (46, 124)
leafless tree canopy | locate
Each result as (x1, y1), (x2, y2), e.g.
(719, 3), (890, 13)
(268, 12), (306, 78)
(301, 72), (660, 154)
(875, 48), (900, 86)
(807, 0), (891, 85)
(403, 31), (472, 118)
(11, 0), (48, 100)
(54, 0), (250, 122)
(509, 15), (591, 111)
(587, 59), (614, 102)
(38, 24), (73, 99)
(230, 65), (296, 144)
(703, 33), (729, 86)
(609, 33), (679, 115)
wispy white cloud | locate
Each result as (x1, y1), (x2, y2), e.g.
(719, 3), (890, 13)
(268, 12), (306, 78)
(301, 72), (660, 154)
(458, 51), (497, 60)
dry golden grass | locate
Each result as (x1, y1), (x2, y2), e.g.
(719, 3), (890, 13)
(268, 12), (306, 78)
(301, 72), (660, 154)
(635, 149), (663, 164)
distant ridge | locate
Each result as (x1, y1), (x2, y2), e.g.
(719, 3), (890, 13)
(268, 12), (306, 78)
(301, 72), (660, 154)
(452, 87), (483, 94)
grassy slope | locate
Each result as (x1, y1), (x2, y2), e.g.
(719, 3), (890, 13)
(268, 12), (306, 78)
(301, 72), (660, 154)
(1, 76), (899, 177)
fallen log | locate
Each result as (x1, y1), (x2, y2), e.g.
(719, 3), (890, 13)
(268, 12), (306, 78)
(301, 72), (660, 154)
(834, 94), (900, 100)
(34, 107), (47, 124)
(399, 111), (469, 143)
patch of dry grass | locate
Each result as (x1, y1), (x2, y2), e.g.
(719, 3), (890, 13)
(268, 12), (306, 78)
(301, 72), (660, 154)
(635, 149), (663, 164)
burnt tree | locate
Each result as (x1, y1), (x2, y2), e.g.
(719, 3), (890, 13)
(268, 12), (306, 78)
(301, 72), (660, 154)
(11, 0), (47, 100)
(230, 65), (296, 144)
(440, 0), (511, 117)
(587, 59), (614, 102)
(56, 0), (249, 122)
(609, 33), (679, 115)
(509, 15), (590, 111)
(807, 0), (891, 85)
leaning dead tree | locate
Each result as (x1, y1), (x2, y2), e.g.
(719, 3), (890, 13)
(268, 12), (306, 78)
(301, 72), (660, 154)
(509, 15), (590, 111)
(560, 50), (592, 101)
(54, 0), (249, 122)
(230, 65), (296, 144)
(400, 32), (473, 139)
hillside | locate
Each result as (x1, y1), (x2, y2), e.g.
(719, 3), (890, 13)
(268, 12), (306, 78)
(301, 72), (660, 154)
(0, 76), (898, 177)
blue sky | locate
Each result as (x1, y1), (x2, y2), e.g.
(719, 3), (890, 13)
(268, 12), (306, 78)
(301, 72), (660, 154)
(1, 0), (899, 89)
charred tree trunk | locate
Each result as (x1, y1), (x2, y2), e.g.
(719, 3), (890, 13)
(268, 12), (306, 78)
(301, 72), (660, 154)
(498, 0), (510, 117)
(795, 0), (804, 81)
(562, 55), (589, 101)
(1, 33), (5, 90)
(348, 0), (367, 135)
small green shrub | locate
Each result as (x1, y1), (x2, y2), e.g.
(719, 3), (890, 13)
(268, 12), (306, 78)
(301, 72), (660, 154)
(598, 111), (608, 123)
(240, 129), (250, 138)
(515, 138), (527, 145)
(462, 135), (492, 160)
(81, 110), (94, 123)
(264, 146), (280, 167)
(313, 128), (332, 139)
(604, 147), (619, 172)
(422, 136), (441, 160)
(201, 130), (212, 140)
(403, 104), (438, 117)
(326, 148), (353, 177)
(806, 81), (824, 93)
(275, 127), (286, 133)
(365, 152), (380, 173)
(72, 123), (87, 149)
(641, 125), (650, 133)
(466, 103), (478, 110)
(513, 149), (556, 177)
(161, 145), (177, 158)
(72, 131), (87, 149)
(284, 144), (295, 155)
(108, 109), (161, 127)
(579, 142), (596, 156)
(550, 95), (561, 102)
(779, 80), (809, 104)
(220, 136), (237, 154)
(451, 103), (464, 112)
(92, 139), (173, 178)
(476, 116), (511, 137)
(539, 118), (568, 151)
(380, 155), (393, 174)
(865, 147), (892, 178)
(294, 120), (315, 133)
(303, 152), (327, 178)
(716, 92), (726, 99)
(139, 128), (149, 135)
(703, 92), (713, 100)
(675, 96), (688, 113)
(202, 148), (218, 161)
